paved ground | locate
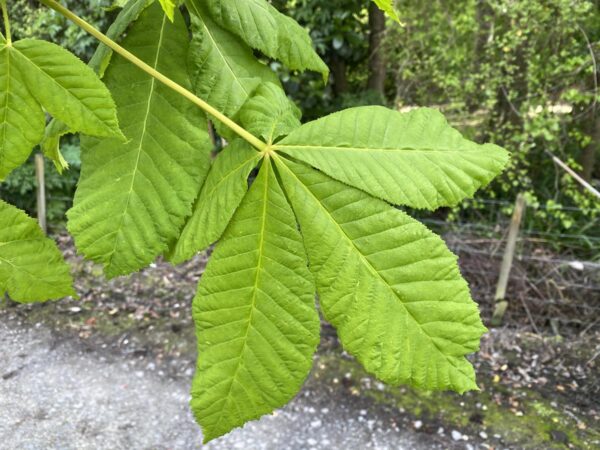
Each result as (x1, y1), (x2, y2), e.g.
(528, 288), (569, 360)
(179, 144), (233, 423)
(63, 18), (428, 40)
(0, 318), (438, 450)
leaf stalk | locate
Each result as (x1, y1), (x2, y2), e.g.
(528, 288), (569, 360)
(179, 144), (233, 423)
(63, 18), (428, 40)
(37, 0), (268, 152)
(1, 0), (11, 44)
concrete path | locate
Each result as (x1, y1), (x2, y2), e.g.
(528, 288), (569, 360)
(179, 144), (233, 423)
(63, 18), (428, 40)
(0, 319), (439, 450)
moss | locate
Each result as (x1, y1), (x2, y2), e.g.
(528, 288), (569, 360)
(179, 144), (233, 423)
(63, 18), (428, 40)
(314, 351), (599, 449)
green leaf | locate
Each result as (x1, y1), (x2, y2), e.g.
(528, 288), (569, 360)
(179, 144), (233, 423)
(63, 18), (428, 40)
(239, 82), (301, 144)
(90, 0), (154, 78)
(41, 118), (71, 173)
(372, 0), (402, 23)
(11, 39), (122, 139)
(158, 0), (176, 21)
(187, 0), (279, 123)
(203, 0), (329, 78)
(68, 4), (211, 278)
(170, 140), (261, 265)
(42, 0), (153, 172)
(276, 157), (487, 393)
(0, 45), (45, 180)
(276, 107), (509, 210)
(0, 200), (75, 303)
(191, 159), (319, 443)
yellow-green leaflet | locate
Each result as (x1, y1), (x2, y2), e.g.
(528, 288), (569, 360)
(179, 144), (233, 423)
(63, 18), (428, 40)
(276, 107), (509, 210)
(186, 0), (280, 133)
(0, 45), (44, 180)
(67, 4), (211, 278)
(191, 159), (320, 442)
(0, 200), (75, 303)
(170, 139), (261, 264)
(201, 0), (329, 78)
(0, 37), (121, 180)
(239, 82), (301, 144)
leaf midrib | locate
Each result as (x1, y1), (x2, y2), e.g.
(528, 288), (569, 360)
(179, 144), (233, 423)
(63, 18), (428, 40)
(275, 143), (488, 154)
(0, 47), (11, 167)
(212, 161), (271, 430)
(276, 156), (475, 381)
(106, 14), (168, 269)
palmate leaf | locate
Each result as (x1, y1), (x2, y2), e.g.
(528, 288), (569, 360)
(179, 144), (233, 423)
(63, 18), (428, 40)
(186, 0), (280, 123)
(275, 107), (509, 210)
(0, 35), (121, 179)
(0, 200), (75, 303)
(68, 3), (211, 278)
(191, 159), (320, 443)
(276, 157), (487, 392)
(202, 0), (329, 78)
(170, 140), (261, 264)
(42, 0), (153, 173)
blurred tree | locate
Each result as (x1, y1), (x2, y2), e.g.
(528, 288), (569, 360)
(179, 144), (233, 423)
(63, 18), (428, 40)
(385, 0), (599, 238)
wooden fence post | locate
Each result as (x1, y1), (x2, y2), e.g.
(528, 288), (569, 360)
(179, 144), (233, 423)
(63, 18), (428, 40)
(35, 153), (47, 234)
(491, 193), (527, 326)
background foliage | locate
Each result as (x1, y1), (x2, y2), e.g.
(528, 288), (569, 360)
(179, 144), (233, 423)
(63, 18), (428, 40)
(2, 0), (599, 254)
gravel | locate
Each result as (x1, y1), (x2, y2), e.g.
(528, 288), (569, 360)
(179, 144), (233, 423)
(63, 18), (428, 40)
(0, 318), (439, 450)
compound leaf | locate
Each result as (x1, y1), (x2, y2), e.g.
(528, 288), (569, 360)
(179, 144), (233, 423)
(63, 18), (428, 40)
(0, 44), (45, 180)
(11, 39), (122, 139)
(68, 4), (211, 278)
(276, 157), (486, 393)
(372, 0), (401, 23)
(170, 140), (261, 264)
(0, 200), (75, 303)
(191, 159), (319, 442)
(187, 0), (279, 122)
(276, 107), (509, 210)
(203, 0), (328, 78)
(239, 82), (301, 144)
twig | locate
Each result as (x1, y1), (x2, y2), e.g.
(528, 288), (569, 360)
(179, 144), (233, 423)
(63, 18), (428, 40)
(546, 151), (600, 200)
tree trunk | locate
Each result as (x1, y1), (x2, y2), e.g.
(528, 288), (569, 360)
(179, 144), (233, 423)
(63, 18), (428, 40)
(580, 116), (600, 182)
(469, 0), (493, 111)
(368, 3), (386, 95)
(330, 52), (349, 96)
